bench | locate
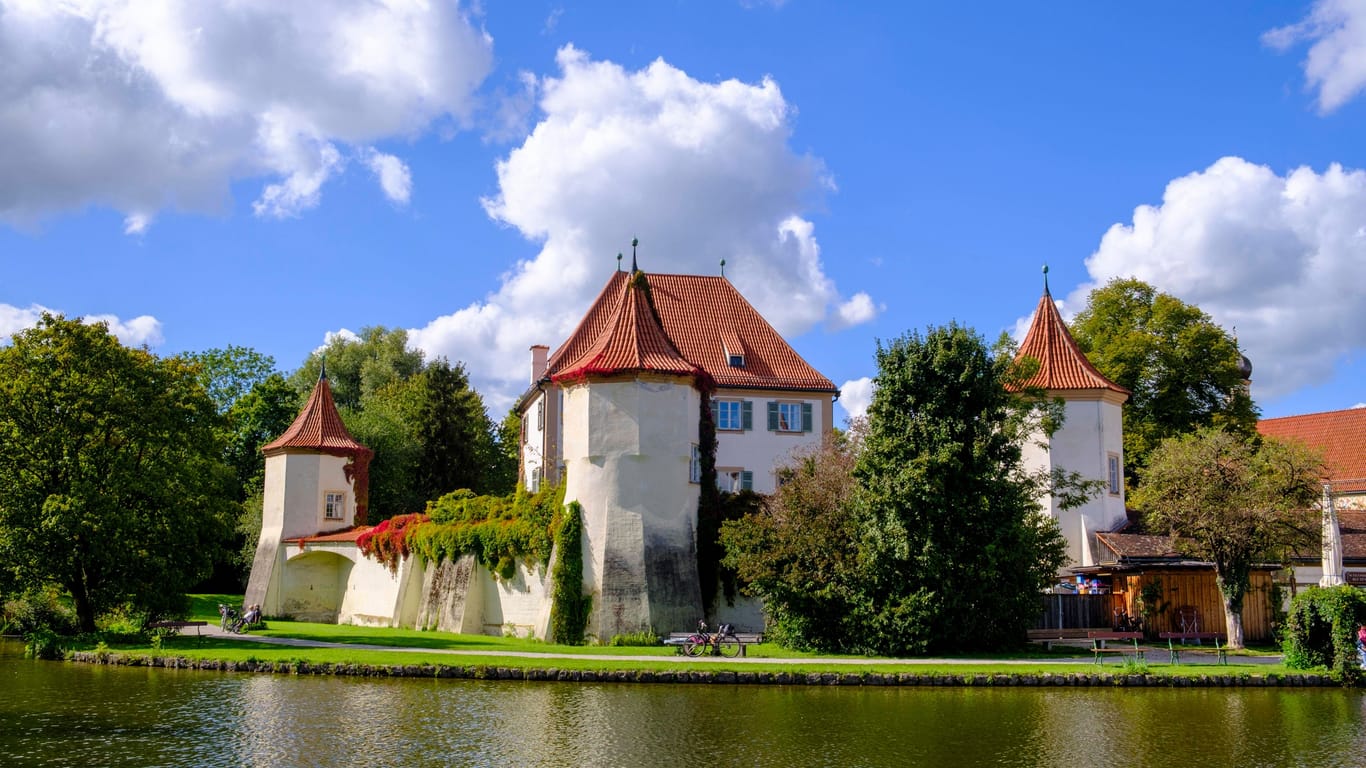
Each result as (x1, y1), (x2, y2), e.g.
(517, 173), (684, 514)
(1087, 631), (1145, 665)
(1158, 632), (1228, 665)
(664, 631), (763, 657)
(1026, 628), (1104, 651)
(148, 620), (209, 643)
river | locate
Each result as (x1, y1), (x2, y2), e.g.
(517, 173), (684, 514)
(1, 640), (1363, 767)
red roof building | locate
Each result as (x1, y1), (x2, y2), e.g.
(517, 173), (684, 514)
(1010, 287), (1129, 397)
(263, 372), (371, 456)
(1258, 406), (1366, 495)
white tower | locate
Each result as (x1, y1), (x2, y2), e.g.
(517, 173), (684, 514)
(554, 268), (705, 639)
(1013, 272), (1129, 568)
(244, 368), (373, 615)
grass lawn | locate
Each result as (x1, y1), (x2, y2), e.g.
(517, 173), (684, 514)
(65, 594), (1293, 680)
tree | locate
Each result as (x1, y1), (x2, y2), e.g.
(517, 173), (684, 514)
(413, 359), (499, 501)
(853, 323), (1069, 655)
(1070, 278), (1258, 483)
(720, 428), (865, 651)
(222, 374), (300, 499)
(182, 345), (279, 415)
(1132, 427), (1322, 648)
(290, 326), (425, 411)
(488, 409), (522, 496)
(0, 315), (236, 631)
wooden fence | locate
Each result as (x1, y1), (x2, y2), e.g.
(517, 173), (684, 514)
(1033, 593), (1115, 630)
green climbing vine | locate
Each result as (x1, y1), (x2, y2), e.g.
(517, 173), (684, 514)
(549, 501), (591, 644)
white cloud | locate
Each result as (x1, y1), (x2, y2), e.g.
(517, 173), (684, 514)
(838, 377), (873, 424)
(1072, 156), (1366, 402)
(365, 150), (412, 206)
(1264, 0), (1366, 113)
(832, 292), (879, 330)
(0, 303), (161, 347)
(408, 47), (869, 409)
(1354, 402), (1366, 409)
(0, 0), (492, 230)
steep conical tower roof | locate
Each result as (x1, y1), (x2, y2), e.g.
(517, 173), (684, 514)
(262, 368), (371, 454)
(1011, 283), (1129, 396)
(552, 270), (706, 384)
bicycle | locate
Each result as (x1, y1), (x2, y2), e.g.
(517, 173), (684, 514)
(683, 621), (741, 658)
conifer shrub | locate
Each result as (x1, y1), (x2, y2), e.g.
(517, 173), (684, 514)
(549, 501), (591, 645)
(1282, 585), (1366, 685)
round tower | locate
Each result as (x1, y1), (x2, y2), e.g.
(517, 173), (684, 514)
(553, 267), (707, 639)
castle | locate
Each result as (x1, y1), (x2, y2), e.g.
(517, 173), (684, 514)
(244, 263), (1125, 637)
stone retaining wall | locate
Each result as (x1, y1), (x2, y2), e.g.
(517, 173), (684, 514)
(65, 652), (1337, 687)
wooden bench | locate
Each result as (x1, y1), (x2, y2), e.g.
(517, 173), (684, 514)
(1158, 631), (1228, 665)
(664, 631), (763, 656)
(148, 620), (209, 643)
(1027, 628), (1103, 650)
(1087, 631), (1145, 665)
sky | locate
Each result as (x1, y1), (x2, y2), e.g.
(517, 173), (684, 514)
(2, 1), (1365, 425)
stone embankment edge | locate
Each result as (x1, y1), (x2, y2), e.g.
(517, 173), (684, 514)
(66, 651), (1338, 688)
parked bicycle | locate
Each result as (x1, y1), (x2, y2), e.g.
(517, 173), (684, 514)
(683, 621), (741, 658)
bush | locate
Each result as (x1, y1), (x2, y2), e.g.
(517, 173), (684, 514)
(24, 628), (65, 660)
(549, 502), (591, 645)
(2, 586), (79, 635)
(1282, 585), (1366, 685)
(608, 630), (660, 647)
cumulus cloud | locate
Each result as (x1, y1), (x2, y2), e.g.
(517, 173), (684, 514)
(407, 47), (871, 408)
(837, 377), (873, 424)
(1265, 0), (1366, 113)
(832, 292), (879, 330)
(1068, 156), (1366, 402)
(0, 0), (492, 229)
(365, 150), (412, 206)
(0, 303), (162, 347)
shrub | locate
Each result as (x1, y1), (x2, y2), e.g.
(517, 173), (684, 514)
(2, 585), (79, 636)
(1282, 585), (1366, 685)
(608, 630), (661, 647)
(549, 501), (591, 645)
(24, 628), (64, 660)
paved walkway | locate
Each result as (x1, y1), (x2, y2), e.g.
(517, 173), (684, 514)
(196, 624), (1281, 666)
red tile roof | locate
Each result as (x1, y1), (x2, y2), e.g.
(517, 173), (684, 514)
(1258, 407), (1366, 493)
(546, 271), (837, 392)
(263, 375), (370, 456)
(1010, 290), (1129, 396)
(552, 271), (703, 383)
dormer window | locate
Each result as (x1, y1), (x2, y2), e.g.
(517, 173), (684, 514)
(728, 353), (744, 368)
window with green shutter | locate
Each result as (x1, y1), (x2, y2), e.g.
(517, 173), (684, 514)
(771, 401), (808, 433)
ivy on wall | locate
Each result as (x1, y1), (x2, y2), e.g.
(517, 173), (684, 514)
(696, 391), (725, 612)
(549, 501), (591, 644)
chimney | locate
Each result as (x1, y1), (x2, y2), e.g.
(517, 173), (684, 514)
(530, 345), (549, 384)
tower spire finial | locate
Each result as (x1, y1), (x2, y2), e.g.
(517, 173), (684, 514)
(720, 258), (726, 278)
(1042, 264), (1050, 296)
(631, 237), (639, 273)
(617, 252), (623, 272)
(319, 356), (328, 382)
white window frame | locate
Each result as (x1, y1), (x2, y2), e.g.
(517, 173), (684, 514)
(1107, 453), (1122, 496)
(715, 400), (742, 431)
(689, 444), (701, 484)
(323, 491), (346, 520)
(777, 402), (803, 433)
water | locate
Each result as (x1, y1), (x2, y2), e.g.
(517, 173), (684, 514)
(2, 640), (1364, 767)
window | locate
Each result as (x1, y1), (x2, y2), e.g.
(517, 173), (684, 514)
(712, 399), (752, 431)
(728, 353), (744, 368)
(529, 466), (543, 493)
(689, 444), (701, 484)
(536, 399), (545, 430)
(768, 400), (812, 433)
(717, 468), (753, 493)
(324, 491), (346, 520)
(1107, 453), (1122, 496)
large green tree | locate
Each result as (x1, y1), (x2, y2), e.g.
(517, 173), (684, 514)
(0, 316), (236, 631)
(854, 323), (1069, 655)
(1070, 278), (1258, 483)
(1132, 427), (1322, 648)
(290, 326), (425, 411)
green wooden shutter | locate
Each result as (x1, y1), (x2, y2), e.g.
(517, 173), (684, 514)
(741, 471), (753, 491)
(767, 401), (779, 431)
(801, 402), (813, 433)
(741, 400), (753, 431)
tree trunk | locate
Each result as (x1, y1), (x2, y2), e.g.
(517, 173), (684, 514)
(1221, 592), (1244, 649)
(68, 576), (97, 634)
(1214, 569), (1247, 650)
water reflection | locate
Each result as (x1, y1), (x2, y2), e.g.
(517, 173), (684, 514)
(1, 641), (1363, 767)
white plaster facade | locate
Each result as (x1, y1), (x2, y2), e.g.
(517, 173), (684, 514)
(712, 388), (834, 494)
(1021, 390), (1128, 568)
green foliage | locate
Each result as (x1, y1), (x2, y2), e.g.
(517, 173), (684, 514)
(344, 384), (425, 520)
(1133, 427), (1323, 647)
(549, 501), (591, 645)
(696, 391), (723, 611)
(24, 628), (64, 660)
(408, 485), (566, 576)
(290, 326), (425, 412)
(1, 585), (78, 635)
(221, 374), (299, 500)
(607, 629), (661, 647)
(181, 346), (280, 416)
(721, 429), (864, 652)
(356, 513), (430, 574)
(1136, 577), (1170, 621)
(853, 323), (1069, 655)
(1282, 586), (1366, 685)
(0, 315), (237, 632)
(1070, 278), (1259, 484)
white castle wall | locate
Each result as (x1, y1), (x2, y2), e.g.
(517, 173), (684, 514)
(712, 389), (833, 494)
(562, 376), (704, 639)
(1023, 392), (1127, 568)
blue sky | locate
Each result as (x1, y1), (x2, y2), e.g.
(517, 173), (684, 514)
(2, 1), (1364, 423)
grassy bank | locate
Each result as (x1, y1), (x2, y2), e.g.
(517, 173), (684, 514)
(52, 594), (1297, 681)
